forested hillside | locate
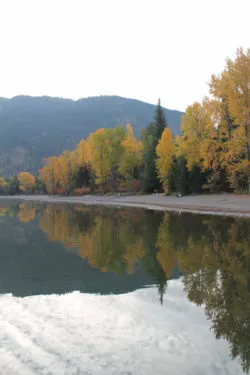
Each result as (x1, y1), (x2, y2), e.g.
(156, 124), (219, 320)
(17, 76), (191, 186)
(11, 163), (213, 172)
(0, 95), (182, 176)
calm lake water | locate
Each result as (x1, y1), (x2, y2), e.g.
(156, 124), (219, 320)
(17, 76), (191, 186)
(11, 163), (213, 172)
(0, 200), (249, 375)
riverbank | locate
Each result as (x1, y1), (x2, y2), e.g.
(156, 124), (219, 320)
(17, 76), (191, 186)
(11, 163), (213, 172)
(1, 193), (250, 217)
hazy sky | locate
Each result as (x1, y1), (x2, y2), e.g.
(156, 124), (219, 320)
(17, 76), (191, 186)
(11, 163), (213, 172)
(0, 0), (249, 111)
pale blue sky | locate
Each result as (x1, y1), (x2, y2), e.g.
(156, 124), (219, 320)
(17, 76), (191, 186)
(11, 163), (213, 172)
(0, 0), (249, 111)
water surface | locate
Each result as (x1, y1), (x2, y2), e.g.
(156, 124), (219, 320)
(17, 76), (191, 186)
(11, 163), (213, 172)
(0, 200), (249, 374)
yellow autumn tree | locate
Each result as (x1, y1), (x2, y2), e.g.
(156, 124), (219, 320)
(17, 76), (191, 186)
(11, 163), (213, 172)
(199, 98), (225, 188)
(177, 102), (209, 171)
(119, 124), (143, 181)
(210, 48), (250, 191)
(156, 127), (174, 193)
(57, 150), (79, 194)
(18, 172), (36, 193)
(105, 127), (126, 191)
(176, 99), (225, 190)
(87, 129), (111, 190)
(75, 139), (91, 168)
(87, 127), (126, 191)
(39, 156), (60, 194)
(39, 142), (91, 195)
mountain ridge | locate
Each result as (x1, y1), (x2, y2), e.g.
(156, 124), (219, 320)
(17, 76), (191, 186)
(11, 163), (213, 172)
(0, 94), (182, 112)
(0, 95), (183, 176)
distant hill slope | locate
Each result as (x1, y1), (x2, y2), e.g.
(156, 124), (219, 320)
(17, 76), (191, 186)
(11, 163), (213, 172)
(0, 95), (183, 176)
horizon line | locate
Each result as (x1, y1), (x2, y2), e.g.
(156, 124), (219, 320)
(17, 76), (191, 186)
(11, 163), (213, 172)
(0, 94), (183, 113)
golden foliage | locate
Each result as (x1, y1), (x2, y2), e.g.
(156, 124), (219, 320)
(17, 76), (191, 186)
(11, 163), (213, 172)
(18, 172), (36, 193)
(176, 48), (250, 190)
(156, 127), (174, 192)
(119, 124), (143, 178)
(87, 129), (112, 188)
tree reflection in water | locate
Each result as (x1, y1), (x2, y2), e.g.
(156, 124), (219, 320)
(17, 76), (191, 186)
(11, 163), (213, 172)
(2, 201), (250, 373)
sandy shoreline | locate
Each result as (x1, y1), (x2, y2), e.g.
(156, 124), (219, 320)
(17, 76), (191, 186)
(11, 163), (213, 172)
(1, 193), (250, 218)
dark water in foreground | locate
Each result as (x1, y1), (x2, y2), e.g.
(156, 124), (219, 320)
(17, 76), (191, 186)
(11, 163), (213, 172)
(0, 200), (249, 373)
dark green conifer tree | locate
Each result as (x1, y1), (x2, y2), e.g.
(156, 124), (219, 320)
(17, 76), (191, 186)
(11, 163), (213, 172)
(141, 99), (168, 193)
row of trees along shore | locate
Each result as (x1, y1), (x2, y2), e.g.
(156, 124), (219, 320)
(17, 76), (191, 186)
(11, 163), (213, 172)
(0, 47), (249, 196)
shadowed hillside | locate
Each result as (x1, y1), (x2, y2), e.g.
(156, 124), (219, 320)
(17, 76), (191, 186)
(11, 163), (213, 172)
(0, 95), (183, 176)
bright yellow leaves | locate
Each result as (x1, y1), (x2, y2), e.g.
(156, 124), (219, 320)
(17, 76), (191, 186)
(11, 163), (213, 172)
(18, 172), (36, 193)
(87, 129), (115, 188)
(177, 48), (250, 191)
(209, 48), (250, 190)
(57, 151), (78, 194)
(39, 148), (87, 195)
(156, 127), (174, 193)
(225, 48), (250, 129)
(177, 102), (208, 170)
(39, 157), (59, 194)
(76, 139), (91, 167)
(39, 124), (143, 194)
(119, 124), (143, 178)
